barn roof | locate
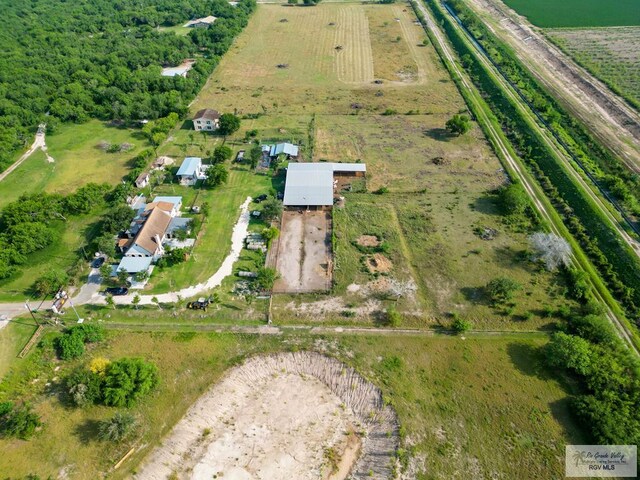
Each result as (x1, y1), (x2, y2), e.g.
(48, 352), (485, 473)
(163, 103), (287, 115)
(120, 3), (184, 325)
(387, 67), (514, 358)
(283, 162), (366, 206)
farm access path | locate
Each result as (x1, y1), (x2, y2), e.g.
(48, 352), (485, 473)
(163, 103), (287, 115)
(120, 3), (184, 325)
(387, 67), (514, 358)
(464, 0), (640, 173)
(412, 0), (640, 356)
(0, 127), (52, 183)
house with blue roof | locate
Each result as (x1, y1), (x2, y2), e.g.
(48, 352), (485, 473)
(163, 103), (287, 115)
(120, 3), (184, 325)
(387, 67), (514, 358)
(176, 157), (206, 185)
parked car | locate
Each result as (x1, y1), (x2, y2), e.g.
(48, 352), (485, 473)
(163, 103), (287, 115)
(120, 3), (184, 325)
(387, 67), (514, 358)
(187, 297), (210, 310)
(105, 287), (128, 296)
(92, 257), (105, 268)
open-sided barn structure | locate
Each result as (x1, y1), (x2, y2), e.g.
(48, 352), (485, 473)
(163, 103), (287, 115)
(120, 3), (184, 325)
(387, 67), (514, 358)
(283, 162), (366, 209)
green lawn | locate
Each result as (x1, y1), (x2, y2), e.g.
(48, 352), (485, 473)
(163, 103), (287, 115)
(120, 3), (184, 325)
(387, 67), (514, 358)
(0, 120), (146, 209)
(0, 319), (38, 380)
(143, 166), (276, 293)
(502, 0), (640, 27)
(0, 330), (583, 479)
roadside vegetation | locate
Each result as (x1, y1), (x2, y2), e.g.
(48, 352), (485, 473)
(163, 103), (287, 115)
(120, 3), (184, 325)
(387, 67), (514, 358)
(412, 0), (640, 454)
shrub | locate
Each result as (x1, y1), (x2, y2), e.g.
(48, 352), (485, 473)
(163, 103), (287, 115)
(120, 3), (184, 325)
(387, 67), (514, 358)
(102, 358), (159, 408)
(98, 412), (137, 442)
(486, 277), (522, 305)
(66, 368), (103, 406)
(445, 114), (471, 135)
(451, 316), (471, 333)
(373, 186), (389, 195)
(0, 402), (42, 440)
(386, 307), (401, 327)
(545, 332), (593, 377)
(56, 331), (86, 360)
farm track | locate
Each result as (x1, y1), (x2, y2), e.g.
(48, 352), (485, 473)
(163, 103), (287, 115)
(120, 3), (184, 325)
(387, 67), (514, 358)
(412, 0), (640, 356)
(440, 2), (640, 254)
(465, 0), (640, 173)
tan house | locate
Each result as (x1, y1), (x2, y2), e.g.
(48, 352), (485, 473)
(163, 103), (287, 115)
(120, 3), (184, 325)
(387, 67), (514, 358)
(193, 109), (220, 131)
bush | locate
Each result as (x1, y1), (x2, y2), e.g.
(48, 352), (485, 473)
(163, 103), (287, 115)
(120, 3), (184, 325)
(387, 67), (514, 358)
(56, 331), (86, 360)
(66, 368), (103, 406)
(102, 358), (159, 408)
(0, 402), (42, 440)
(486, 277), (521, 305)
(445, 114), (471, 135)
(55, 324), (105, 360)
(545, 332), (593, 377)
(451, 315), (471, 333)
(386, 307), (401, 327)
(98, 412), (137, 442)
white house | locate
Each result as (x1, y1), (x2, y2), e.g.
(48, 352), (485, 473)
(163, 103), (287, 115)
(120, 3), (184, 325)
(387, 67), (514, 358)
(176, 157), (207, 186)
(135, 172), (150, 189)
(193, 109), (220, 131)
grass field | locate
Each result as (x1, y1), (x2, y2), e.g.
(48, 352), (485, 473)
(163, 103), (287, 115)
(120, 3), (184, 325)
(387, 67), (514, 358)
(502, 0), (640, 27)
(0, 328), (583, 479)
(547, 27), (640, 107)
(0, 120), (145, 209)
(191, 3), (454, 115)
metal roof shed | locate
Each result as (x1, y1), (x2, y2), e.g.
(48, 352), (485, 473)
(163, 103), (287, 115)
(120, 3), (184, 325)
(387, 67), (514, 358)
(283, 163), (334, 206)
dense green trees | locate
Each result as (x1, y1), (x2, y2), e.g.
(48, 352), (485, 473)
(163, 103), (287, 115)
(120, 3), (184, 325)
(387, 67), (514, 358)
(55, 325), (106, 360)
(0, 0), (256, 172)
(0, 184), (111, 282)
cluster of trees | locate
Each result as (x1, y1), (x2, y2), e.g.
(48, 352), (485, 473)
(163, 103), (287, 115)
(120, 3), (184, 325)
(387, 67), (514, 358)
(545, 309), (640, 446)
(0, 0), (256, 171)
(66, 357), (159, 408)
(55, 324), (106, 360)
(0, 184), (110, 282)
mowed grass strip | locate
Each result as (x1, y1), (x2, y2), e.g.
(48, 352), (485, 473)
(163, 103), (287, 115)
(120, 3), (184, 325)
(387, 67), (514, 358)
(502, 0), (640, 27)
(366, 6), (418, 82)
(0, 331), (583, 479)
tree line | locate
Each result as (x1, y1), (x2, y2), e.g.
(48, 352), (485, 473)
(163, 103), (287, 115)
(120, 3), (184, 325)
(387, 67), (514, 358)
(0, 0), (256, 172)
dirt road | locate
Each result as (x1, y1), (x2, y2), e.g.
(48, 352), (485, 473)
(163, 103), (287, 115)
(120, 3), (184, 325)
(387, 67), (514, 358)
(0, 125), (47, 182)
(464, 0), (640, 173)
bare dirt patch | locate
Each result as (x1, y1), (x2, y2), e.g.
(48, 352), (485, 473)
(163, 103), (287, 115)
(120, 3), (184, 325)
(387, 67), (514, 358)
(136, 352), (398, 480)
(357, 234), (380, 248)
(366, 253), (393, 273)
(273, 210), (332, 293)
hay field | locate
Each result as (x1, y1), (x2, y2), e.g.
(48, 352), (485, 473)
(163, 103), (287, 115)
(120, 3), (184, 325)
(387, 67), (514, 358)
(548, 27), (640, 107)
(192, 3), (456, 115)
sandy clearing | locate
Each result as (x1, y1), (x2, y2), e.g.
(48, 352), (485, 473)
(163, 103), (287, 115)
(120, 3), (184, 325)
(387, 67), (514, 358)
(136, 352), (398, 480)
(274, 211), (332, 293)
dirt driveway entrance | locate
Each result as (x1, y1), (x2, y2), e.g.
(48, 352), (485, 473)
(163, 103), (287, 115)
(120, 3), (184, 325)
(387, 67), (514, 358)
(272, 210), (332, 293)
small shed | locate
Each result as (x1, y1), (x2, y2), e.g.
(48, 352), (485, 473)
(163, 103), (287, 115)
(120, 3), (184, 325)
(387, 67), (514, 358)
(135, 172), (150, 189)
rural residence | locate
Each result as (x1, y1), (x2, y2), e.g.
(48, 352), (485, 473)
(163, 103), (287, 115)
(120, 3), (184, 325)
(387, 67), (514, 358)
(184, 16), (217, 28)
(176, 157), (207, 185)
(193, 109), (220, 131)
